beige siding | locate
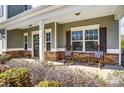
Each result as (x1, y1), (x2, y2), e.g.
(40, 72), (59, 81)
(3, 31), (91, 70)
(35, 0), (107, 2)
(57, 23), (63, 48)
(7, 29), (23, 48)
(45, 23), (55, 48)
(60, 15), (119, 49)
(7, 15), (119, 50)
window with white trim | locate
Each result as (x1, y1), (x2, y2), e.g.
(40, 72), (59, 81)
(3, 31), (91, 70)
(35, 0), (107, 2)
(45, 31), (52, 51)
(85, 29), (98, 51)
(72, 31), (83, 51)
(24, 33), (28, 51)
(71, 25), (99, 52)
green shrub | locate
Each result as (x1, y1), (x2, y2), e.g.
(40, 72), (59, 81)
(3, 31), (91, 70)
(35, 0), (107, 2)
(0, 54), (11, 64)
(0, 68), (32, 87)
(37, 80), (63, 87)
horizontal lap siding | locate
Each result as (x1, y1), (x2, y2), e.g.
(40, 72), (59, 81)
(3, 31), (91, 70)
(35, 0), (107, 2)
(7, 15), (119, 51)
(107, 22), (119, 49)
(7, 29), (23, 48)
(45, 23), (55, 49)
(61, 15), (119, 49)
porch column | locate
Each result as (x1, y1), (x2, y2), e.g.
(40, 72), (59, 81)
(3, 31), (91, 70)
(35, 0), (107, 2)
(39, 20), (45, 61)
(54, 22), (57, 50)
(119, 19), (121, 65)
(0, 29), (7, 54)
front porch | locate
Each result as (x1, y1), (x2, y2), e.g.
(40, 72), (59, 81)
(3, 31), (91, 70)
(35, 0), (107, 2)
(6, 15), (119, 65)
(1, 5), (124, 65)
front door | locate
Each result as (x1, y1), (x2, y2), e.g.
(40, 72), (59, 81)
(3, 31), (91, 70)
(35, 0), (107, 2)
(33, 34), (39, 57)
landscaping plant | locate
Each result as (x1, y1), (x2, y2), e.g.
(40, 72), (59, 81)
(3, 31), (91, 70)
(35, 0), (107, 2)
(0, 68), (32, 87)
(37, 80), (63, 87)
(0, 54), (11, 64)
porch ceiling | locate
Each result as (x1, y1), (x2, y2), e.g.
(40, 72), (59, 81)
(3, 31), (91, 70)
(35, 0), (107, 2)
(3, 5), (118, 30)
(45, 5), (118, 24)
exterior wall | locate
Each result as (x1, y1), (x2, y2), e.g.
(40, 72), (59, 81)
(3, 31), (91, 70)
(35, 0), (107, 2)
(7, 29), (23, 48)
(7, 5), (32, 18)
(5, 51), (31, 58)
(57, 23), (63, 48)
(6, 23), (55, 57)
(22, 26), (39, 49)
(7, 15), (119, 51)
(45, 23), (55, 49)
(44, 52), (119, 65)
(6, 15), (119, 64)
(61, 15), (119, 49)
(0, 5), (7, 23)
(23, 23), (55, 49)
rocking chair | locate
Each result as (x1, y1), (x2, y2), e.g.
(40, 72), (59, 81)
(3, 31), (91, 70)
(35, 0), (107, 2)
(89, 45), (105, 68)
(63, 45), (73, 64)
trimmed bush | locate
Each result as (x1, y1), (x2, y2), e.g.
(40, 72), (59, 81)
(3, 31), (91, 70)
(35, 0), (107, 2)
(37, 81), (63, 87)
(0, 54), (11, 64)
(0, 64), (10, 73)
(0, 68), (32, 87)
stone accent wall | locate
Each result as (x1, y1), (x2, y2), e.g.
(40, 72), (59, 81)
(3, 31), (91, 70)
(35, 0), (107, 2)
(4, 51), (32, 58)
(44, 52), (64, 61)
(44, 52), (119, 64)
(4, 51), (119, 65)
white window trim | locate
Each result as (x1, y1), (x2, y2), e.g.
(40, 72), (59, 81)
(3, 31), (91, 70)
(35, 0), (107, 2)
(71, 24), (100, 52)
(23, 33), (28, 51)
(45, 28), (52, 51)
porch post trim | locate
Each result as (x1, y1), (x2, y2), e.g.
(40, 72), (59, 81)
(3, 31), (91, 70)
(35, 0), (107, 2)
(119, 19), (121, 65)
(39, 20), (44, 61)
(1, 29), (7, 53)
(54, 22), (57, 50)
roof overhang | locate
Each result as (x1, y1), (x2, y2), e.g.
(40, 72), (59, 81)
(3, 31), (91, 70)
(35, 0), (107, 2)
(0, 5), (120, 30)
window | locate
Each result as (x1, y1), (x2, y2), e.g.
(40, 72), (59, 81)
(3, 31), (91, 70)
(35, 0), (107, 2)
(71, 25), (99, 52)
(24, 33), (28, 51)
(0, 5), (3, 17)
(72, 31), (83, 51)
(24, 5), (27, 10)
(46, 31), (52, 51)
(85, 29), (98, 51)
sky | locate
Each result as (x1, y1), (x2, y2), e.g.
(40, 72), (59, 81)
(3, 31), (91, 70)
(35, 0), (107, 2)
(32, 5), (39, 8)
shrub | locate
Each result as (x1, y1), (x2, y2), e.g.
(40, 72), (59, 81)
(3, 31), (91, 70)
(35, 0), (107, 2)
(0, 64), (10, 73)
(6, 59), (108, 87)
(6, 59), (50, 85)
(0, 68), (32, 87)
(37, 80), (63, 87)
(0, 54), (11, 64)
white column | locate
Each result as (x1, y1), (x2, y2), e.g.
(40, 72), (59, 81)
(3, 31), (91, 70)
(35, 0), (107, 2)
(39, 20), (44, 61)
(119, 19), (121, 65)
(54, 22), (57, 51)
(1, 29), (7, 54)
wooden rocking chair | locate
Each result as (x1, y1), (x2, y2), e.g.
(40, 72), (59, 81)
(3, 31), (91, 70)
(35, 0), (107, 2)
(88, 45), (105, 68)
(63, 45), (73, 64)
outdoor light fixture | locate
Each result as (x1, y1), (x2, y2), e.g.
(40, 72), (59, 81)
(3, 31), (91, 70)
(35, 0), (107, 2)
(75, 12), (80, 16)
(29, 24), (32, 27)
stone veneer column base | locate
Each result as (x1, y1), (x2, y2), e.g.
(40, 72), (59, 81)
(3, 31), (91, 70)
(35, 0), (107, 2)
(44, 52), (119, 65)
